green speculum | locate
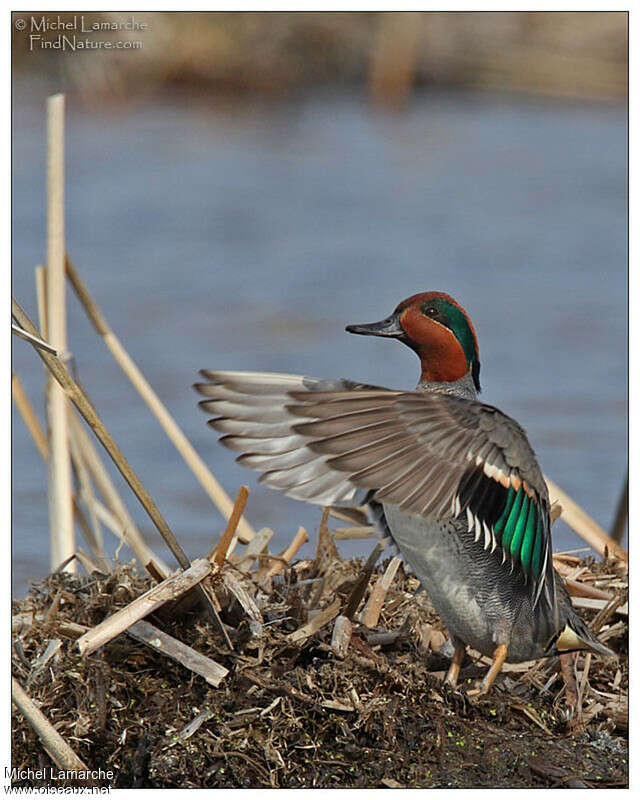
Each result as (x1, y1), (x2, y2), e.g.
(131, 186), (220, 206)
(494, 484), (543, 578)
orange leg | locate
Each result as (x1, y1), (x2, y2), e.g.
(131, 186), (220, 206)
(467, 643), (508, 696)
(444, 643), (466, 689)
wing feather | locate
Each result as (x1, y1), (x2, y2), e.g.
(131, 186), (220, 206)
(195, 369), (553, 603)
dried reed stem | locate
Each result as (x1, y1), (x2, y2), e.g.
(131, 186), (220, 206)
(232, 527), (273, 571)
(12, 677), (89, 774)
(287, 597), (341, 644)
(13, 348), (168, 578)
(68, 412), (169, 578)
(209, 485), (249, 564)
(359, 555), (402, 628)
(12, 299), (189, 576)
(127, 619), (229, 687)
(12, 372), (100, 558)
(77, 558), (213, 656)
(67, 418), (105, 560)
(544, 475), (627, 563)
(262, 526), (308, 579)
(331, 615), (353, 658)
(35, 264), (48, 339)
(333, 526), (376, 540)
(610, 471), (628, 543)
(45, 94), (74, 572)
(65, 255), (256, 544)
(12, 374), (48, 459)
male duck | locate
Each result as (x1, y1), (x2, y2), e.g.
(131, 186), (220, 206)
(195, 291), (613, 694)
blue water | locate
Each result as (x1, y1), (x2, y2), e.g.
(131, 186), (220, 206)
(12, 86), (627, 595)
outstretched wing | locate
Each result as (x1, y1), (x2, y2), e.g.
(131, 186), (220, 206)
(195, 370), (554, 605)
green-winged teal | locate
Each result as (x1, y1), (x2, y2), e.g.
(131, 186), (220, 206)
(195, 291), (613, 694)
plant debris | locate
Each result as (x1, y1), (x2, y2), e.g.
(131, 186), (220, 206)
(12, 532), (628, 789)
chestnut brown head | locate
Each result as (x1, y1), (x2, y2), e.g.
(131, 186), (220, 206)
(346, 291), (481, 391)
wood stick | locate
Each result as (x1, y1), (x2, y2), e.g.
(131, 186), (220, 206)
(344, 540), (386, 620)
(65, 255), (256, 544)
(77, 558), (212, 656)
(12, 373), (107, 563)
(262, 527), (308, 579)
(208, 485), (249, 564)
(68, 412), (169, 579)
(46, 94), (74, 573)
(12, 677), (89, 774)
(13, 297), (190, 576)
(68, 417), (105, 560)
(571, 596), (627, 617)
(232, 527), (273, 571)
(287, 597), (341, 645)
(359, 556), (402, 628)
(544, 475), (627, 563)
(12, 362), (168, 579)
(564, 577), (612, 601)
(126, 619), (228, 687)
(610, 471), (628, 543)
(328, 506), (369, 526)
(12, 374), (48, 459)
(14, 299), (223, 631)
(330, 615), (352, 658)
(35, 264), (48, 339)
(333, 526), (377, 540)
(11, 323), (57, 355)
(222, 572), (263, 624)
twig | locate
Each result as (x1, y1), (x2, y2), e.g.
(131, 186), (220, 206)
(77, 558), (213, 656)
(12, 373), (109, 565)
(65, 254), (256, 544)
(577, 653), (592, 717)
(610, 471), (628, 543)
(588, 590), (628, 632)
(68, 417), (105, 561)
(208, 485), (249, 564)
(544, 475), (627, 563)
(68, 412), (169, 579)
(12, 374), (48, 459)
(559, 652), (578, 708)
(330, 615), (352, 658)
(11, 322), (57, 355)
(45, 93), (74, 572)
(12, 677), (89, 774)
(359, 555), (401, 628)
(343, 540), (386, 620)
(13, 298), (190, 573)
(126, 619), (229, 687)
(333, 526), (377, 540)
(35, 264), (48, 339)
(262, 527), (308, 580)
(232, 527), (273, 571)
(572, 595), (627, 619)
(287, 597), (341, 645)
(222, 572), (263, 624)
(13, 298), (226, 629)
(564, 577), (612, 601)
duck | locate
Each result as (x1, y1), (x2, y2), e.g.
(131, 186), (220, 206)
(194, 291), (614, 694)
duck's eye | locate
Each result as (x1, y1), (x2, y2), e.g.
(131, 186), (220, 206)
(423, 306), (439, 318)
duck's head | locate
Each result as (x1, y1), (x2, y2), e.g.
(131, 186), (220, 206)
(346, 291), (481, 391)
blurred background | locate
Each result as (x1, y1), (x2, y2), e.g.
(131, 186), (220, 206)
(12, 12), (627, 595)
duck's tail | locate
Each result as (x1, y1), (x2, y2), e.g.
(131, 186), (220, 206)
(555, 609), (616, 659)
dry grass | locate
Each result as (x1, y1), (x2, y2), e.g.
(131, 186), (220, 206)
(12, 534), (627, 789)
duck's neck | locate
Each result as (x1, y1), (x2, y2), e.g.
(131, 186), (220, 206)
(416, 371), (478, 401)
